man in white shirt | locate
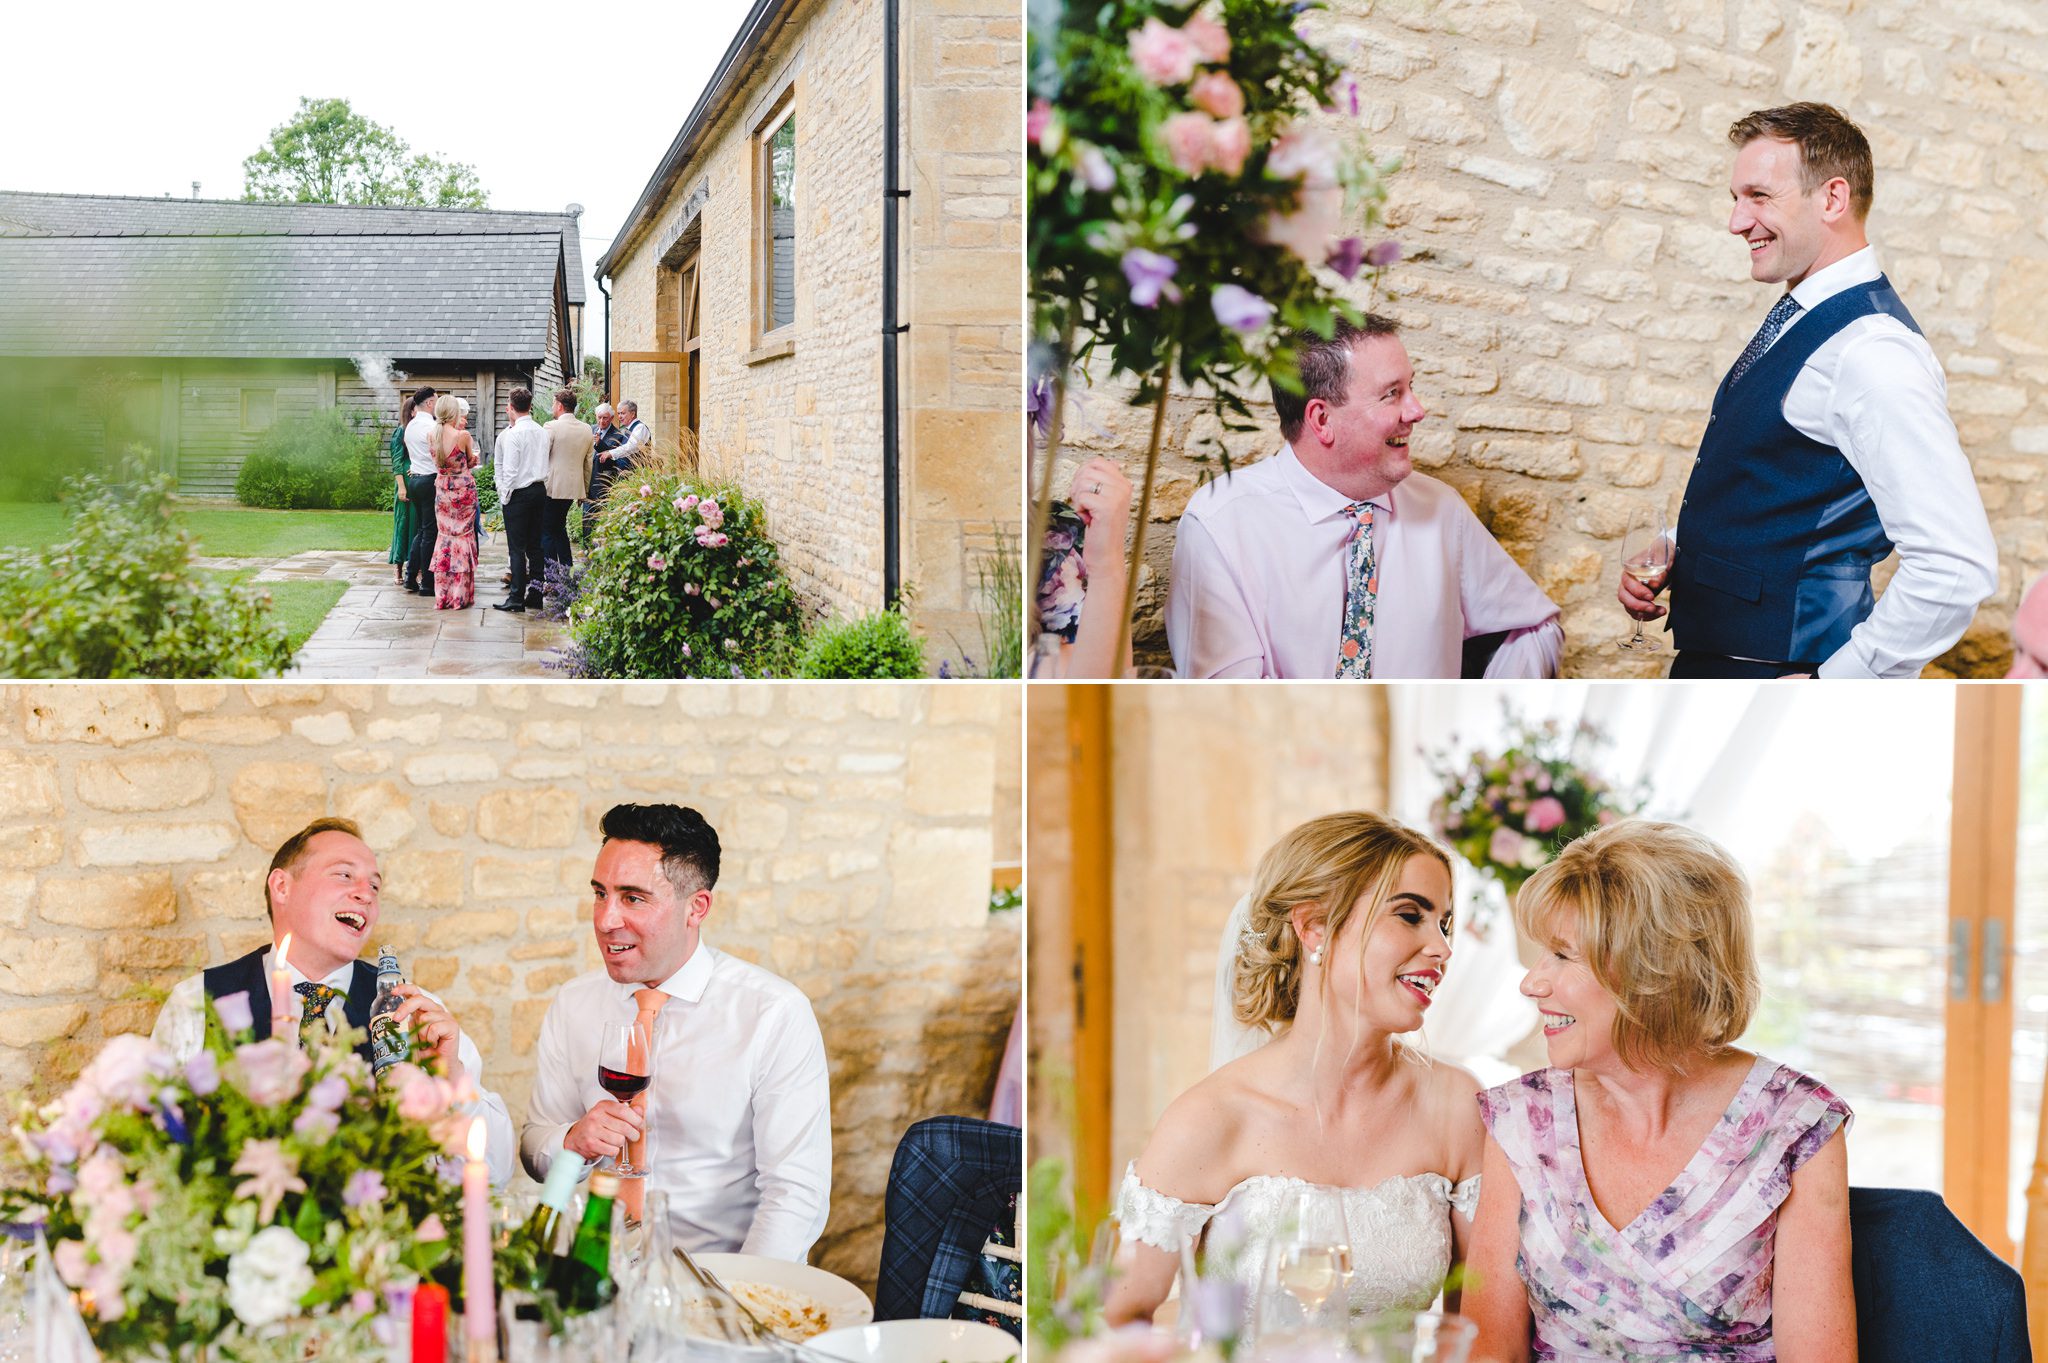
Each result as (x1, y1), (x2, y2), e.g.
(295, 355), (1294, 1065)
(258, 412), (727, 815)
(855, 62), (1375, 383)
(491, 385), (552, 613)
(1166, 313), (1563, 678)
(149, 817), (516, 1184)
(402, 385), (440, 597)
(1620, 103), (1997, 678)
(520, 803), (831, 1261)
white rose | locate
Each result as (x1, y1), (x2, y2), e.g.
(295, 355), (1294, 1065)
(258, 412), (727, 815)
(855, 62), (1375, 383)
(226, 1225), (314, 1328)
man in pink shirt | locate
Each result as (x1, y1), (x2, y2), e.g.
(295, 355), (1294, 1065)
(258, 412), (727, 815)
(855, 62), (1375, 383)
(2011, 575), (2048, 678)
(1166, 314), (1562, 678)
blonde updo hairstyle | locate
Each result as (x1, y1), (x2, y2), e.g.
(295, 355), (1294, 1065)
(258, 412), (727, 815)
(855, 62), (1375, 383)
(1515, 819), (1760, 1073)
(433, 394), (462, 425)
(1232, 811), (1453, 1036)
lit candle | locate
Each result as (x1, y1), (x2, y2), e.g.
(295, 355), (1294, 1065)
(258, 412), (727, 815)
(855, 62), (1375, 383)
(271, 932), (296, 1039)
(463, 1116), (495, 1358)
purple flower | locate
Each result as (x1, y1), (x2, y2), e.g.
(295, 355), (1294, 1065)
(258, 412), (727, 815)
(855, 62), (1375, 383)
(184, 1049), (221, 1097)
(215, 990), (254, 1035)
(1121, 249), (1180, 308)
(343, 1170), (387, 1210)
(292, 1108), (338, 1144)
(1326, 236), (1365, 281)
(1027, 372), (1055, 437)
(307, 1075), (349, 1112)
(1210, 284), (1276, 334)
(1366, 238), (1404, 268)
(1074, 143), (1115, 193)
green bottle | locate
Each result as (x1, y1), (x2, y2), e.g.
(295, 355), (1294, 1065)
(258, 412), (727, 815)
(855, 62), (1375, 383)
(546, 1168), (619, 1313)
(515, 1154), (588, 1292)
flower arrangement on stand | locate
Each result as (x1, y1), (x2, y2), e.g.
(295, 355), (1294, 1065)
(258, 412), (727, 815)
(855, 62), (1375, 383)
(1, 996), (472, 1363)
(1028, 0), (1401, 660)
(1426, 710), (1647, 902)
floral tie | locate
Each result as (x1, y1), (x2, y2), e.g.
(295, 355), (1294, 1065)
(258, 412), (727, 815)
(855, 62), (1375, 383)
(1727, 293), (1801, 387)
(1336, 502), (1377, 679)
(620, 987), (669, 1221)
(294, 982), (340, 1043)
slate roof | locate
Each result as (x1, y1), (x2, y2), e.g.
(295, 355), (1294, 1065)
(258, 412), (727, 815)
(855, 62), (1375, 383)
(0, 192), (580, 361)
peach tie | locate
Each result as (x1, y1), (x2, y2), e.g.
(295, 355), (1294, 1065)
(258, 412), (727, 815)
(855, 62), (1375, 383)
(620, 987), (667, 1221)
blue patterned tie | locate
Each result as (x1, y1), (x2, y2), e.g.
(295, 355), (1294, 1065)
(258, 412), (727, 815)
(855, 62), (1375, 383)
(1335, 502), (1377, 679)
(1726, 293), (1802, 387)
(294, 981), (341, 1042)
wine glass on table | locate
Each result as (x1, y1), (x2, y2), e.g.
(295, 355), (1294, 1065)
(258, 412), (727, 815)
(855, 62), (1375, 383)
(1255, 1186), (1354, 1344)
(596, 1019), (655, 1178)
(1619, 504), (1674, 652)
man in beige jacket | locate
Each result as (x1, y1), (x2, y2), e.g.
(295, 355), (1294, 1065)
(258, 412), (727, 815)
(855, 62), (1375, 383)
(543, 386), (596, 570)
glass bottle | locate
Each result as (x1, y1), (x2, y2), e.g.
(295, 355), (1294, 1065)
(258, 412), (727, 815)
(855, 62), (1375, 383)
(547, 1169), (619, 1314)
(367, 946), (411, 1076)
(514, 1154), (587, 1292)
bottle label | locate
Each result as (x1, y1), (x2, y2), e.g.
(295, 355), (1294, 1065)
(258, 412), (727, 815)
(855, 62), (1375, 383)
(369, 1013), (410, 1072)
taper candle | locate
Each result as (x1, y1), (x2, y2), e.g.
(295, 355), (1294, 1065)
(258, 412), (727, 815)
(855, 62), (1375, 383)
(463, 1116), (495, 1356)
(270, 932), (295, 1038)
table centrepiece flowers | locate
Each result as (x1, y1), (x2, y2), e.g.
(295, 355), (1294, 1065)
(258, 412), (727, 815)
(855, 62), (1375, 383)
(1, 993), (480, 1363)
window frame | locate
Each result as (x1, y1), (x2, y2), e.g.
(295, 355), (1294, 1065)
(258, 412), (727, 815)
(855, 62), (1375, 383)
(746, 61), (802, 362)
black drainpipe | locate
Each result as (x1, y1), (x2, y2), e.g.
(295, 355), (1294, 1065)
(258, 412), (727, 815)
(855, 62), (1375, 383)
(881, 0), (906, 609)
(596, 272), (613, 399)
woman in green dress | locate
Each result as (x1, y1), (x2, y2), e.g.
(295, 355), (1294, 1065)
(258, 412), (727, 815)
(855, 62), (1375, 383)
(389, 393), (423, 582)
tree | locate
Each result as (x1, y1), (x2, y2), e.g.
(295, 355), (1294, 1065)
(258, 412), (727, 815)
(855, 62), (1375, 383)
(243, 97), (488, 208)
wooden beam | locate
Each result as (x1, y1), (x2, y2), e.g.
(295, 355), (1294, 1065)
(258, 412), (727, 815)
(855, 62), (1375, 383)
(1067, 685), (1115, 1234)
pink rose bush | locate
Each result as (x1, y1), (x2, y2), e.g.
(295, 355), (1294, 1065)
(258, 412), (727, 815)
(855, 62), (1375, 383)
(3, 995), (467, 1360)
(1426, 709), (1646, 897)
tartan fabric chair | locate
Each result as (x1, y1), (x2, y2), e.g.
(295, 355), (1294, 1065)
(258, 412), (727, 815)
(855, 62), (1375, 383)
(1850, 1187), (2029, 1363)
(875, 1116), (1022, 1339)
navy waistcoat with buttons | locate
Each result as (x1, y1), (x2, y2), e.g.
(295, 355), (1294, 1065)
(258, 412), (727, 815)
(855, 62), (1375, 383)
(202, 945), (379, 1064)
(1669, 275), (1916, 665)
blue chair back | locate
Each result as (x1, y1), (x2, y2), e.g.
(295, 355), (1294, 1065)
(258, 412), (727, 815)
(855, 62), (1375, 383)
(1849, 1186), (2030, 1363)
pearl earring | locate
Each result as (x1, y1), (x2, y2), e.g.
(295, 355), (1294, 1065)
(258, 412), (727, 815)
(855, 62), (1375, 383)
(1309, 945), (1324, 966)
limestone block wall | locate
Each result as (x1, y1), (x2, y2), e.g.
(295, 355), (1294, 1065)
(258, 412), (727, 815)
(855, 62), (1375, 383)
(1025, 685), (1390, 1203)
(1054, 0), (2048, 677)
(0, 682), (1021, 1290)
(611, 0), (1023, 667)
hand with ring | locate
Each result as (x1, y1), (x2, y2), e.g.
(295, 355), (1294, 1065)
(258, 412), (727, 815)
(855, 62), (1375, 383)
(1067, 457), (1134, 580)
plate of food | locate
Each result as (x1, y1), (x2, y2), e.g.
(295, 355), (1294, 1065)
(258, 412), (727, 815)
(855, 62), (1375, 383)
(809, 1319), (1020, 1362)
(689, 1252), (873, 1344)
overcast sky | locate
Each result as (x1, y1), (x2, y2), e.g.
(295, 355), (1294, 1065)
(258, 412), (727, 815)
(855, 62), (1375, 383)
(3, 0), (757, 307)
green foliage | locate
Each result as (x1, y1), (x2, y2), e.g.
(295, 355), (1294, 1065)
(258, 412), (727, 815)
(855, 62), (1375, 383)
(235, 408), (393, 511)
(244, 97), (488, 208)
(989, 884), (1023, 914)
(795, 608), (929, 679)
(1, 1000), (466, 1362)
(0, 474), (295, 678)
(563, 477), (803, 679)
(1029, 0), (1397, 456)
(975, 534), (1024, 678)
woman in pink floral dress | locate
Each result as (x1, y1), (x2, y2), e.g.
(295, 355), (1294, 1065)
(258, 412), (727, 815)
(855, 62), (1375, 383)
(428, 395), (479, 610)
(1466, 821), (1855, 1362)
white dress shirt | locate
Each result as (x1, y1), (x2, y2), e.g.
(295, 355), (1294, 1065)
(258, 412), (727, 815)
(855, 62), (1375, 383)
(404, 409), (439, 477)
(1729, 246), (1997, 678)
(519, 942), (832, 1262)
(150, 949), (516, 1186)
(492, 414), (551, 504)
(1167, 448), (1563, 679)
(611, 418), (651, 466)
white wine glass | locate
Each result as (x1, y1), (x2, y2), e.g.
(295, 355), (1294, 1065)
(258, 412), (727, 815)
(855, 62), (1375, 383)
(1255, 1187), (1354, 1344)
(1619, 505), (1674, 652)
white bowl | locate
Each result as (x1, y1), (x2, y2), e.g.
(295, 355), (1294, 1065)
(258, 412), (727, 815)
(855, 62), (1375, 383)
(808, 1319), (1020, 1363)
(691, 1251), (874, 1335)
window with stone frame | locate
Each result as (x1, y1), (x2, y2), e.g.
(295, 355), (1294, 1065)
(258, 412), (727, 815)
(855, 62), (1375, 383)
(756, 99), (797, 337)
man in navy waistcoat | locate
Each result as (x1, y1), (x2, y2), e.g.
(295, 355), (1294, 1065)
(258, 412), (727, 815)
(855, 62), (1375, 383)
(1619, 102), (1996, 679)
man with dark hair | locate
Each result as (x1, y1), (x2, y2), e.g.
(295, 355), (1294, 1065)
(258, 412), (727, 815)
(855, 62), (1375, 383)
(1621, 102), (1995, 678)
(1165, 314), (1562, 678)
(492, 385), (550, 612)
(149, 817), (515, 1183)
(402, 385), (439, 596)
(520, 803), (830, 1260)
(542, 386), (596, 573)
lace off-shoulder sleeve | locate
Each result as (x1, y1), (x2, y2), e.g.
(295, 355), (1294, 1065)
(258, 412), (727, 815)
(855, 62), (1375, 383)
(1448, 1174), (1481, 1218)
(1116, 1161), (1217, 1251)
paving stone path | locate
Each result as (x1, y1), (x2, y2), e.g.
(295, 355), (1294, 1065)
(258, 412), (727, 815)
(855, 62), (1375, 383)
(238, 532), (567, 679)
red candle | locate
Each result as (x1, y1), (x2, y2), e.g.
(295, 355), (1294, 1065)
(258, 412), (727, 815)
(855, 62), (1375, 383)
(462, 1117), (495, 1353)
(412, 1282), (448, 1363)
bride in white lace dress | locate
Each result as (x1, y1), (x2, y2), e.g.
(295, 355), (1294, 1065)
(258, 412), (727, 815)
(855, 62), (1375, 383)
(1103, 812), (1483, 1338)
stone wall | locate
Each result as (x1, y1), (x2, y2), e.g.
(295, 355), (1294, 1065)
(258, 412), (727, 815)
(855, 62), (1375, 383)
(1025, 684), (1390, 1207)
(0, 682), (1021, 1291)
(610, 0), (1021, 668)
(1052, 0), (2048, 677)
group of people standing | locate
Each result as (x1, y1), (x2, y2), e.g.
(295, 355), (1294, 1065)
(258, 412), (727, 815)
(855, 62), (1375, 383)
(386, 384), (651, 612)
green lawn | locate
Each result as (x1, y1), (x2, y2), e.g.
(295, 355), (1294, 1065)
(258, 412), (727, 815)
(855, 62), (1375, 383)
(0, 502), (389, 557)
(204, 570), (348, 658)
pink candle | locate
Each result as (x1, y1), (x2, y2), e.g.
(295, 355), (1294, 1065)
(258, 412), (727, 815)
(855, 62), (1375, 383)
(271, 932), (296, 1038)
(462, 1117), (495, 1352)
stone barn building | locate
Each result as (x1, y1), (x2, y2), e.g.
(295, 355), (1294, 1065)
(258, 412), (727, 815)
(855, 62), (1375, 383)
(0, 192), (585, 491)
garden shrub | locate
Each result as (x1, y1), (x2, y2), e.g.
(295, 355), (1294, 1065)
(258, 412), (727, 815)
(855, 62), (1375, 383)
(560, 471), (803, 679)
(235, 408), (392, 510)
(0, 473), (294, 677)
(796, 608), (929, 679)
